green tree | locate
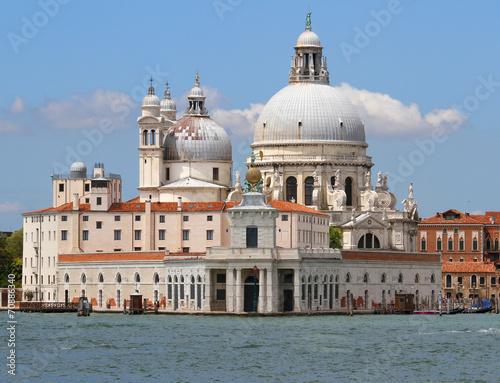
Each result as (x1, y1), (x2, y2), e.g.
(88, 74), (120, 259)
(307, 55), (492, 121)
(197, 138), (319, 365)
(10, 257), (23, 288)
(0, 229), (23, 288)
(329, 227), (343, 249)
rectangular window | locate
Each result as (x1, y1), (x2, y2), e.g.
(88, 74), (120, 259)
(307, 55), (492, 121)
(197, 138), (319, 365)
(491, 277), (496, 285)
(216, 289), (226, 301)
(183, 216), (189, 222)
(61, 215), (67, 222)
(159, 230), (166, 240)
(479, 276), (485, 286)
(421, 239), (426, 251)
(96, 221), (102, 229)
(216, 273), (226, 283)
(448, 239), (453, 251)
(85, 198), (90, 203)
(213, 167), (219, 181)
(281, 215), (289, 222)
(207, 230), (214, 240)
(114, 215), (121, 222)
(182, 247), (189, 253)
(59, 183), (64, 192)
(61, 230), (68, 241)
(183, 230), (189, 240)
(135, 215), (141, 222)
(82, 230), (89, 241)
(114, 230), (121, 241)
(166, 168), (170, 181)
(246, 227), (258, 248)
(97, 197), (102, 205)
(135, 230), (141, 240)
(459, 239), (464, 251)
(82, 216), (89, 222)
(85, 183), (90, 192)
(207, 215), (213, 221)
(437, 239), (442, 251)
(159, 215), (165, 223)
(134, 247), (141, 251)
(473, 239), (478, 251)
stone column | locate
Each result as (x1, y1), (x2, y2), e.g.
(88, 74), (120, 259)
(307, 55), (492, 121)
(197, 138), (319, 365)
(227, 268), (234, 312)
(297, 171), (304, 204)
(235, 268), (242, 313)
(259, 268), (265, 313)
(202, 269), (211, 312)
(294, 268), (301, 312)
(266, 267), (274, 313)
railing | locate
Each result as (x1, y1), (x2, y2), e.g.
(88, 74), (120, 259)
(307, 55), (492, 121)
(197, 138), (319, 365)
(256, 154), (372, 164)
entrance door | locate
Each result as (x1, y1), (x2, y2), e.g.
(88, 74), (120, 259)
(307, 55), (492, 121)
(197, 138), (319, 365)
(197, 283), (202, 309)
(284, 290), (294, 312)
(244, 276), (259, 312)
(65, 290), (69, 306)
(329, 284), (333, 309)
(174, 283), (178, 310)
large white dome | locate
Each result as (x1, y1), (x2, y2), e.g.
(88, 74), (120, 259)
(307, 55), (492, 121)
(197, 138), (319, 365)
(253, 83), (366, 145)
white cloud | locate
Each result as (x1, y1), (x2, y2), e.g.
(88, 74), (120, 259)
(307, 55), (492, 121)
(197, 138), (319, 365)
(212, 103), (265, 139)
(0, 119), (23, 133)
(336, 82), (467, 138)
(34, 88), (138, 130)
(9, 95), (25, 114)
(0, 201), (25, 213)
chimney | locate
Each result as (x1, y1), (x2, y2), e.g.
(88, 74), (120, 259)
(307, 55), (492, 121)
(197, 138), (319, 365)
(73, 193), (79, 211)
(177, 197), (182, 212)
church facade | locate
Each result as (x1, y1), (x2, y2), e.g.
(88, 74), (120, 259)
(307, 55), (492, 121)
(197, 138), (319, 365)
(21, 16), (441, 313)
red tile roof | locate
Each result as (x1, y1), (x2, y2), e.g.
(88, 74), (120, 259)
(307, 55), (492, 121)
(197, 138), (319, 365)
(25, 198), (329, 215)
(421, 209), (487, 224)
(441, 262), (496, 273)
(59, 251), (166, 263)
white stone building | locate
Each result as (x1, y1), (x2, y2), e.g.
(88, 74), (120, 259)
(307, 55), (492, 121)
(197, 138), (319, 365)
(22, 15), (441, 312)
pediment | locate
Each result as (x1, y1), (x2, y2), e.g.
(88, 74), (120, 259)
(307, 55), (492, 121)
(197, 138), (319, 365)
(341, 212), (389, 229)
(137, 115), (162, 124)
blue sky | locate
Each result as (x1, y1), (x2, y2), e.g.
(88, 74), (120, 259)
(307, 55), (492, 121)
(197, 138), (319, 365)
(1, 0), (500, 231)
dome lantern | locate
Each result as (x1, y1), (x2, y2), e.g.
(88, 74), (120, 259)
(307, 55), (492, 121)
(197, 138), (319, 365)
(141, 78), (161, 117)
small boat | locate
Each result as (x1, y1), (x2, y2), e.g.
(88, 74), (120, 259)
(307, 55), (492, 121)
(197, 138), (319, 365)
(443, 307), (464, 315)
(464, 300), (493, 314)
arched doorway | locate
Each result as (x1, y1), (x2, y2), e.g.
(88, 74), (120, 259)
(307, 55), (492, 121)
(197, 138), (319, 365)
(286, 177), (297, 202)
(305, 176), (314, 205)
(244, 276), (259, 312)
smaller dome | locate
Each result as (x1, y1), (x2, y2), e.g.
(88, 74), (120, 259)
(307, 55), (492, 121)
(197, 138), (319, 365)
(296, 30), (321, 47)
(161, 89), (176, 111)
(190, 86), (204, 97)
(142, 86), (160, 107)
(70, 162), (87, 178)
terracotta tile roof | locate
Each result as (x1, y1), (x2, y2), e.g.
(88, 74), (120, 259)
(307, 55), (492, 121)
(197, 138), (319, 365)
(25, 198), (328, 215)
(441, 261), (497, 273)
(342, 250), (441, 262)
(420, 209), (483, 224)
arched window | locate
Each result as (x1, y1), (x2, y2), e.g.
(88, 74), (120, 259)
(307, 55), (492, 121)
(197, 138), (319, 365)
(495, 238), (499, 250)
(134, 273), (141, 283)
(345, 177), (353, 206)
(363, 273), (368, 283)
(116, 273), (122, 283)
(381, 273), (386, 283)
(415, 274), (419, 283)
(445, 274), (452, 288)
(448, 257), (453, 262)
(301, 276), (306, 300)
(64, 274), (70, 283)
(472, 237), (478, 251)
(459, 257), (464, 262)
(421, 237), (426, 251)
(286, 177), (297, 203)
(448, 237), (453, 251)
(471, 275), (477, 288)
(486, 238), (491, 250)
(330, 176), (336, 189)
(437, 237), (442, 251)
(305, 176), (314, 205)
(430, 274), (436, 284)
(81, 274), (86, 284)
(473, 257), (478, 262)
(143, 130), (148, 146)
(357, 233), (381, 249)
(346, 273), (351, 283)
(180, 276), (185, 299)
(150, 130), (156, 145)
(459, 237), (464, 251)
(398, 273), (403, 283)
(98, 273), (104, 283)
(154, 273), (160, 284)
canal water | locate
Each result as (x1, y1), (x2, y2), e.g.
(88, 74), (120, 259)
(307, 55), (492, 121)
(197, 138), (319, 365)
(5, 312), (499, 382)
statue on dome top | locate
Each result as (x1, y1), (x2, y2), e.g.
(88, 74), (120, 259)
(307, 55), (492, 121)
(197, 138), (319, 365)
(194, 72), (200, 87)
(306, 13), (312, 29)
